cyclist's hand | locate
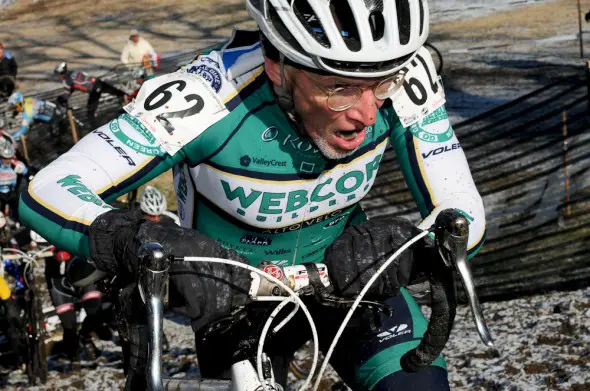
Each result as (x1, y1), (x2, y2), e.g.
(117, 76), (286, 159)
(323, 217), (425, 299)
(88, 208), (252, 329)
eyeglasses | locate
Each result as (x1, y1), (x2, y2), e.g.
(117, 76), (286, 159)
(300, 70), (406, 112)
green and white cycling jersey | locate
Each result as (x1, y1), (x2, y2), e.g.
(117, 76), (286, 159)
(19, 30), (485, 266)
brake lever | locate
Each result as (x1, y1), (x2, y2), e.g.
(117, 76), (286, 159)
(434, 209), (496, 351)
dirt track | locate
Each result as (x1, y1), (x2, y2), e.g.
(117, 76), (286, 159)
(1, 0), (588, 95)
(0, 0), (253, 93)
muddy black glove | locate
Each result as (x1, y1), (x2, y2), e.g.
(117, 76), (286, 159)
(88, 208), (252, 330)
(324, 217), (426, 299)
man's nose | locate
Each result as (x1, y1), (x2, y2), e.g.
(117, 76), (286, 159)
(348, 89), (383, 126)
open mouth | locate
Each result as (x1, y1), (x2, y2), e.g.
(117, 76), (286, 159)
(336, 130), (361, 141)
(332, 128), (366, 151)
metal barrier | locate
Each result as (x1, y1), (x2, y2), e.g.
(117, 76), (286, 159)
(364, 68), (590, 301)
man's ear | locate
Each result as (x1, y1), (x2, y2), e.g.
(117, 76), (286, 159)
(264, 56), (282, 86)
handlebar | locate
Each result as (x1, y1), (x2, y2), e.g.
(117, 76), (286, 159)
(1, 246), (55, 261)
(136, 208), (496, 389)
(401, 209), (497, 372)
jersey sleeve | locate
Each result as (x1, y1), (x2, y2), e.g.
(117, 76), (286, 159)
(385, 46), (486, 257)
(19, 67), (234, 257)
(18, 113), (185, 257)
(388, 106), (486, 257)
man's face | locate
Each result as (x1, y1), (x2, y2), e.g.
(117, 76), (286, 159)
(0, 47), (4, 58)
(1, 158), (12, 166)
(144, 214), (160, 223)
(282, 66), (386, 160)
(131, 35), (139, 44)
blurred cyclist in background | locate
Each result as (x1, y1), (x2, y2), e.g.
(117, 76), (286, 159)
(54, 62), (125, 129)
(45, 250), (104, 362)
(0, 138), (27, 222)
(124, 67), (148, 103)
(7, 91), (61, 141)
(138, 185), (180, 226)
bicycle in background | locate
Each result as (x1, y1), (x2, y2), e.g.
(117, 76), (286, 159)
(1, 236), (54, 385)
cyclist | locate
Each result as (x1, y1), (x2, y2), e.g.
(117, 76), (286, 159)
(45, 250), (103, 362)
(137, 185), (180, 226)
(0, 213), (28, 368)
(9, 226), (105, 362)
(125, 67), (148, 103)
(7, 90), (62, 141)
(20, 1), (486, 390)
(54, 62), (125, 129)
(0, 117), (22, 161)
(0, 137), (27, 221)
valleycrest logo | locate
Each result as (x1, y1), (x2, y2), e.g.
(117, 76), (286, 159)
(240, 155), (287, 168)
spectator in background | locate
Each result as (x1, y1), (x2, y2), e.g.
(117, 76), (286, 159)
(0, 42), (18, 99)
(120, 29), (159, 75)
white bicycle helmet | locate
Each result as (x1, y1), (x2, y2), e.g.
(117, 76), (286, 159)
(0, 137), (15, 159)
(132, 67), (148, 80)
(8, 91), (24, 109)
(54, 61), (67, 75)
(247, 0), (429, 78)
(139, 185), (167, 216)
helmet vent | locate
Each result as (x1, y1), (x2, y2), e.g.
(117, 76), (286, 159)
(419, 0), (425, 35)
(292, 0), (331, 48)
(328, 1), (361, 52)
(395, 0), (411, 45)
(369, 11), (385, 41)
(268, 4), (308, 56)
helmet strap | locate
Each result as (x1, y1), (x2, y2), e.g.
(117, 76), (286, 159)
(273, 54), (294, 111)
(272, 54), (309, 139)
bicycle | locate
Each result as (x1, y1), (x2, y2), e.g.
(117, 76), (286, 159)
(68, 209), (495, 390)
(138, 209), (494, 390)
(1, 244), (55, 385)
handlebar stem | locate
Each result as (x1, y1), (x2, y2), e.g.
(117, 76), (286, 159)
(138, 243), (170, 391)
